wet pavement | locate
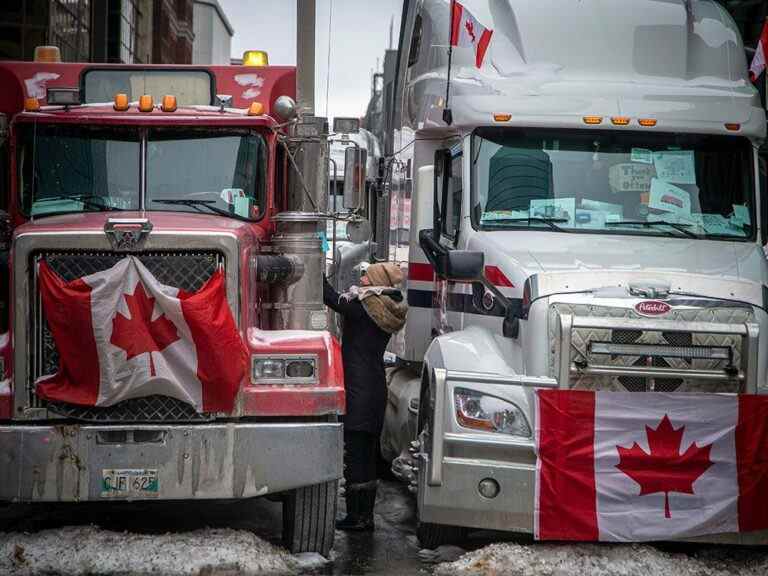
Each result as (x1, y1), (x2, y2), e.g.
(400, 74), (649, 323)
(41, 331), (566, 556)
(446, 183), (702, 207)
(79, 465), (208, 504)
(0, 479), (466, 575)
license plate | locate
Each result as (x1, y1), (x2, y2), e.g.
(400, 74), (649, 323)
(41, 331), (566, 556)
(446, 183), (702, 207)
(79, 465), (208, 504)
(101, 469), (159, 498)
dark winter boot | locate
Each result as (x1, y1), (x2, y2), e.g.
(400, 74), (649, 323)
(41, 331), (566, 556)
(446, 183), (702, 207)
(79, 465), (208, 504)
(336, 481), (376, 532)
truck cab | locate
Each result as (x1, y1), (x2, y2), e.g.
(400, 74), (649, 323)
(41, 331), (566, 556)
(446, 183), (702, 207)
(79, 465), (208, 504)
(376, 0), (768, 546)
(0, 53), (343, 555)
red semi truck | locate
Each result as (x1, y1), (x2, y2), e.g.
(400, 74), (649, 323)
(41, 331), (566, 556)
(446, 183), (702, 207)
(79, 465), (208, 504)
(0, 47), (344, 555)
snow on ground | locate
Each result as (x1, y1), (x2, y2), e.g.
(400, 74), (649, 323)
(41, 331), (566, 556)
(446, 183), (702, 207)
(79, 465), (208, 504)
(434, 542), (768, 576)
(0, 526), (299, 576)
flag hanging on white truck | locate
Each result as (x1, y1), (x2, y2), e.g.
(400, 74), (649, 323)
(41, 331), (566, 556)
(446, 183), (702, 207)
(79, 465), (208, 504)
(450, 1), (493, 68)
(37, 256), (247, 413)
(535, 390), (768, 541)
(749, 19), (768, 82)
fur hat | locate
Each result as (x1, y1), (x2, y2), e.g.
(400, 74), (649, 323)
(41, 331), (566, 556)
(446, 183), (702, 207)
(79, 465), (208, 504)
(365, 263), (404, 287)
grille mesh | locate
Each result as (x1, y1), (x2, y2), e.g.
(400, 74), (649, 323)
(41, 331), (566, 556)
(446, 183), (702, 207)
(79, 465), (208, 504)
(33, 251), (224, 422)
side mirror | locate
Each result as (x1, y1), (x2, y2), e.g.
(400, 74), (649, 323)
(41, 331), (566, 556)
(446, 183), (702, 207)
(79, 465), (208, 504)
(444, 250), (484, 281)
(343, 147), (367, 210)
(759, 155), (767, 247)
(418, 229), (483, 281)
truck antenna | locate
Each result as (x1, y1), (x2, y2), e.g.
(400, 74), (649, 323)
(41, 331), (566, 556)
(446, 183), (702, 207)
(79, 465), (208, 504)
(443, 0), (455, 126)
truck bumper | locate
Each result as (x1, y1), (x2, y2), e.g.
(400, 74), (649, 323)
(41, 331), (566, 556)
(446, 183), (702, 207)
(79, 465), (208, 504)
(419, 450), (768, 545)
(0, 422), (342, 502)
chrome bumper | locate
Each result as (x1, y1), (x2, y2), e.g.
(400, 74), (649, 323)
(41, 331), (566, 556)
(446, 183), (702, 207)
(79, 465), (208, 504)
(0, 422), (342, 502)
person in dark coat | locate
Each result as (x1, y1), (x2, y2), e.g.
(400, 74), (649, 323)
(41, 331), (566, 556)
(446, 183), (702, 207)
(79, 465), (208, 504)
(324, 262), (407, 531)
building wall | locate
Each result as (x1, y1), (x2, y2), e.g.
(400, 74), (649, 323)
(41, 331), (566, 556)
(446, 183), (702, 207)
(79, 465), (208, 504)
(192, 0), (232, 65)
(152, 0), (194, 64)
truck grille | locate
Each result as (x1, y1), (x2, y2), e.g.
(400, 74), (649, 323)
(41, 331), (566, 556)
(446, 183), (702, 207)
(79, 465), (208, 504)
(31, 250), (224, 421)
(549, 303), (754, 393)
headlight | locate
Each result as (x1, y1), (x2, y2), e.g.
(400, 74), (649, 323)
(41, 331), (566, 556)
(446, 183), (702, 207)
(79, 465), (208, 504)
(454, 388), (531, 437)
(251, 355), (317, 384)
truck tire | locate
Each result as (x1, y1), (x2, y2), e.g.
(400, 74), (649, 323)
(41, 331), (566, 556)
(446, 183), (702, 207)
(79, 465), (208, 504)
(414, 369), (468, 549)
(282, 480), (337, 556)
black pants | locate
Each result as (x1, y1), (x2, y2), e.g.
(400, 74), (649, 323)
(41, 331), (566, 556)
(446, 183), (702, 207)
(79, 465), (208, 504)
(344, 430), (378, 485)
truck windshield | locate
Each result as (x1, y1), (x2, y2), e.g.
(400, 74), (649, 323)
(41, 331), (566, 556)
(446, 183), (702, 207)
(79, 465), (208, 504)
(147, 128), (266, 220)
(471, 128), (755, 241)
(18, 124), (266, 221)
(19, 124), (140, 216)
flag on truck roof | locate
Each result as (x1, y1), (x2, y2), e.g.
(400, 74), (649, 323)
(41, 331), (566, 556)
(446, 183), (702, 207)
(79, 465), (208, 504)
(450, 1), (493, 68)
(37, 256), (246, 413)
(749, 19), (768, 82)
(535, 390), (768, 541)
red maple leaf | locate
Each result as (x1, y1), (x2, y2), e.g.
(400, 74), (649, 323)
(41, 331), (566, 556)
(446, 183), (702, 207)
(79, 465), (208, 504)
(110, 282), (180, 376)
(465, 19), (476, 44)
(616, 415), (713, 519)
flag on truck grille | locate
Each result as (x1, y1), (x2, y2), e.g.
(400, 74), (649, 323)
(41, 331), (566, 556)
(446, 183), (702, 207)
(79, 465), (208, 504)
(37, 256), (246, 413)
(535, 390), (768, 541)
(450, 1), (493, 68)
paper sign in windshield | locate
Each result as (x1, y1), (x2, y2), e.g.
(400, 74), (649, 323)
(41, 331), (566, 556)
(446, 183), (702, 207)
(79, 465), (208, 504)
(652, 151), (696, 184)
(609, 163), (654, 193)
(630, 148), (653, 164)
(530, 198), (576, 226)
(649, 179), (692, 215)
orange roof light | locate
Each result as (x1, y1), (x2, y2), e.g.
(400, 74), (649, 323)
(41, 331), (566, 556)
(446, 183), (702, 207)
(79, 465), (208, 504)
(725, 123), (741, 132)
(243, 50), (269, 67)
(113, 93), (129, 111)
(161, 95), (177, 112)
(638, 118), (658, 127)
(24, 97), (40, 112)
(611, 116), (631, 126)
(583, 116), (603, 125)
(493, 113), (512, 122)
(34, 45), (61, 63)
(138, 95), (154, 113)
(247, 101), (264, 116)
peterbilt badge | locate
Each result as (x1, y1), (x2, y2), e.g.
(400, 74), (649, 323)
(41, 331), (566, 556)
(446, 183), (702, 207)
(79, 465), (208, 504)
(104, 218), (153, 252)
(635, 300), (671, 316)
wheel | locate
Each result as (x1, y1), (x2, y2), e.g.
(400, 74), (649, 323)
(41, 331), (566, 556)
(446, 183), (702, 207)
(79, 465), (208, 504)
(282, 480), (337, 556)
(414, 369), (468, 549)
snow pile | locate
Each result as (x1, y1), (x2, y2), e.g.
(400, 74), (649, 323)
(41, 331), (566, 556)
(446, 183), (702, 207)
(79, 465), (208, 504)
(435, 542), (768, 576)
(0, 526), (299, 576)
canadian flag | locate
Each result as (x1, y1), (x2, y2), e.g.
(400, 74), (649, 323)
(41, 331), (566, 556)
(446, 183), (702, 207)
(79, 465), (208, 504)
(37, 256), (247, 413)
(535, 390), (768, 541)
(450, 1), (493, 68)
(749, 19), (768, 82)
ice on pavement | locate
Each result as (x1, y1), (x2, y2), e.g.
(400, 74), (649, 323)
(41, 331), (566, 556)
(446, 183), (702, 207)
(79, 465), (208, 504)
(435, 542), (768, 576)
(0, 525), (299, 576)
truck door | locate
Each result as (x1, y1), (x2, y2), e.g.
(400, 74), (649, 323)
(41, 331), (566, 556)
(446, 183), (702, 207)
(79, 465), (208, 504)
(434, 146), (464, 334)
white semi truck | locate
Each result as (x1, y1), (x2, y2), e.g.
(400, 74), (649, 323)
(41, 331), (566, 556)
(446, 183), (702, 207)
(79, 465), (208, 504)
(362, 0), (768, 547)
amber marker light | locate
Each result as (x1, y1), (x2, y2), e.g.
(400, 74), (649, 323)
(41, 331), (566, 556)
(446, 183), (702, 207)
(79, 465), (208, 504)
(138, 95), (154, 112)
(113, 93), (129, 111)
(161, 95), (177, 112)
(493, 113), (512, 122)
(611, 116), (630, 126)
(34, 45), (61, 63)
(638, 118), (658, 127)
(243, 50), (269, 67)
(583, 116), (603, 125)
(725, 123), (741, 132)
(248, 102), (265, 116)
(24, 97), (40, 112)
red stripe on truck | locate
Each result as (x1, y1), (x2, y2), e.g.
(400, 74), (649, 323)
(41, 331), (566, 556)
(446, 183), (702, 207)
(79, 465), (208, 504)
(408, 262), (514, 288)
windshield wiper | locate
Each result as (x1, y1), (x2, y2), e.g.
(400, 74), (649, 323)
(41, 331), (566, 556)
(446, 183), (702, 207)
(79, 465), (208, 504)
(152, 198), (251, 222)
(606, 220), (698, 239)
(34, 194), (126, 212)
(482, 217), (569, 232)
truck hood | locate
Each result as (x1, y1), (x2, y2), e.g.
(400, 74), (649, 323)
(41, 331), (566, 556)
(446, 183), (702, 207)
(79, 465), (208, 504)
(470, 231), (768, 302)
(13, 211), (266, 244)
